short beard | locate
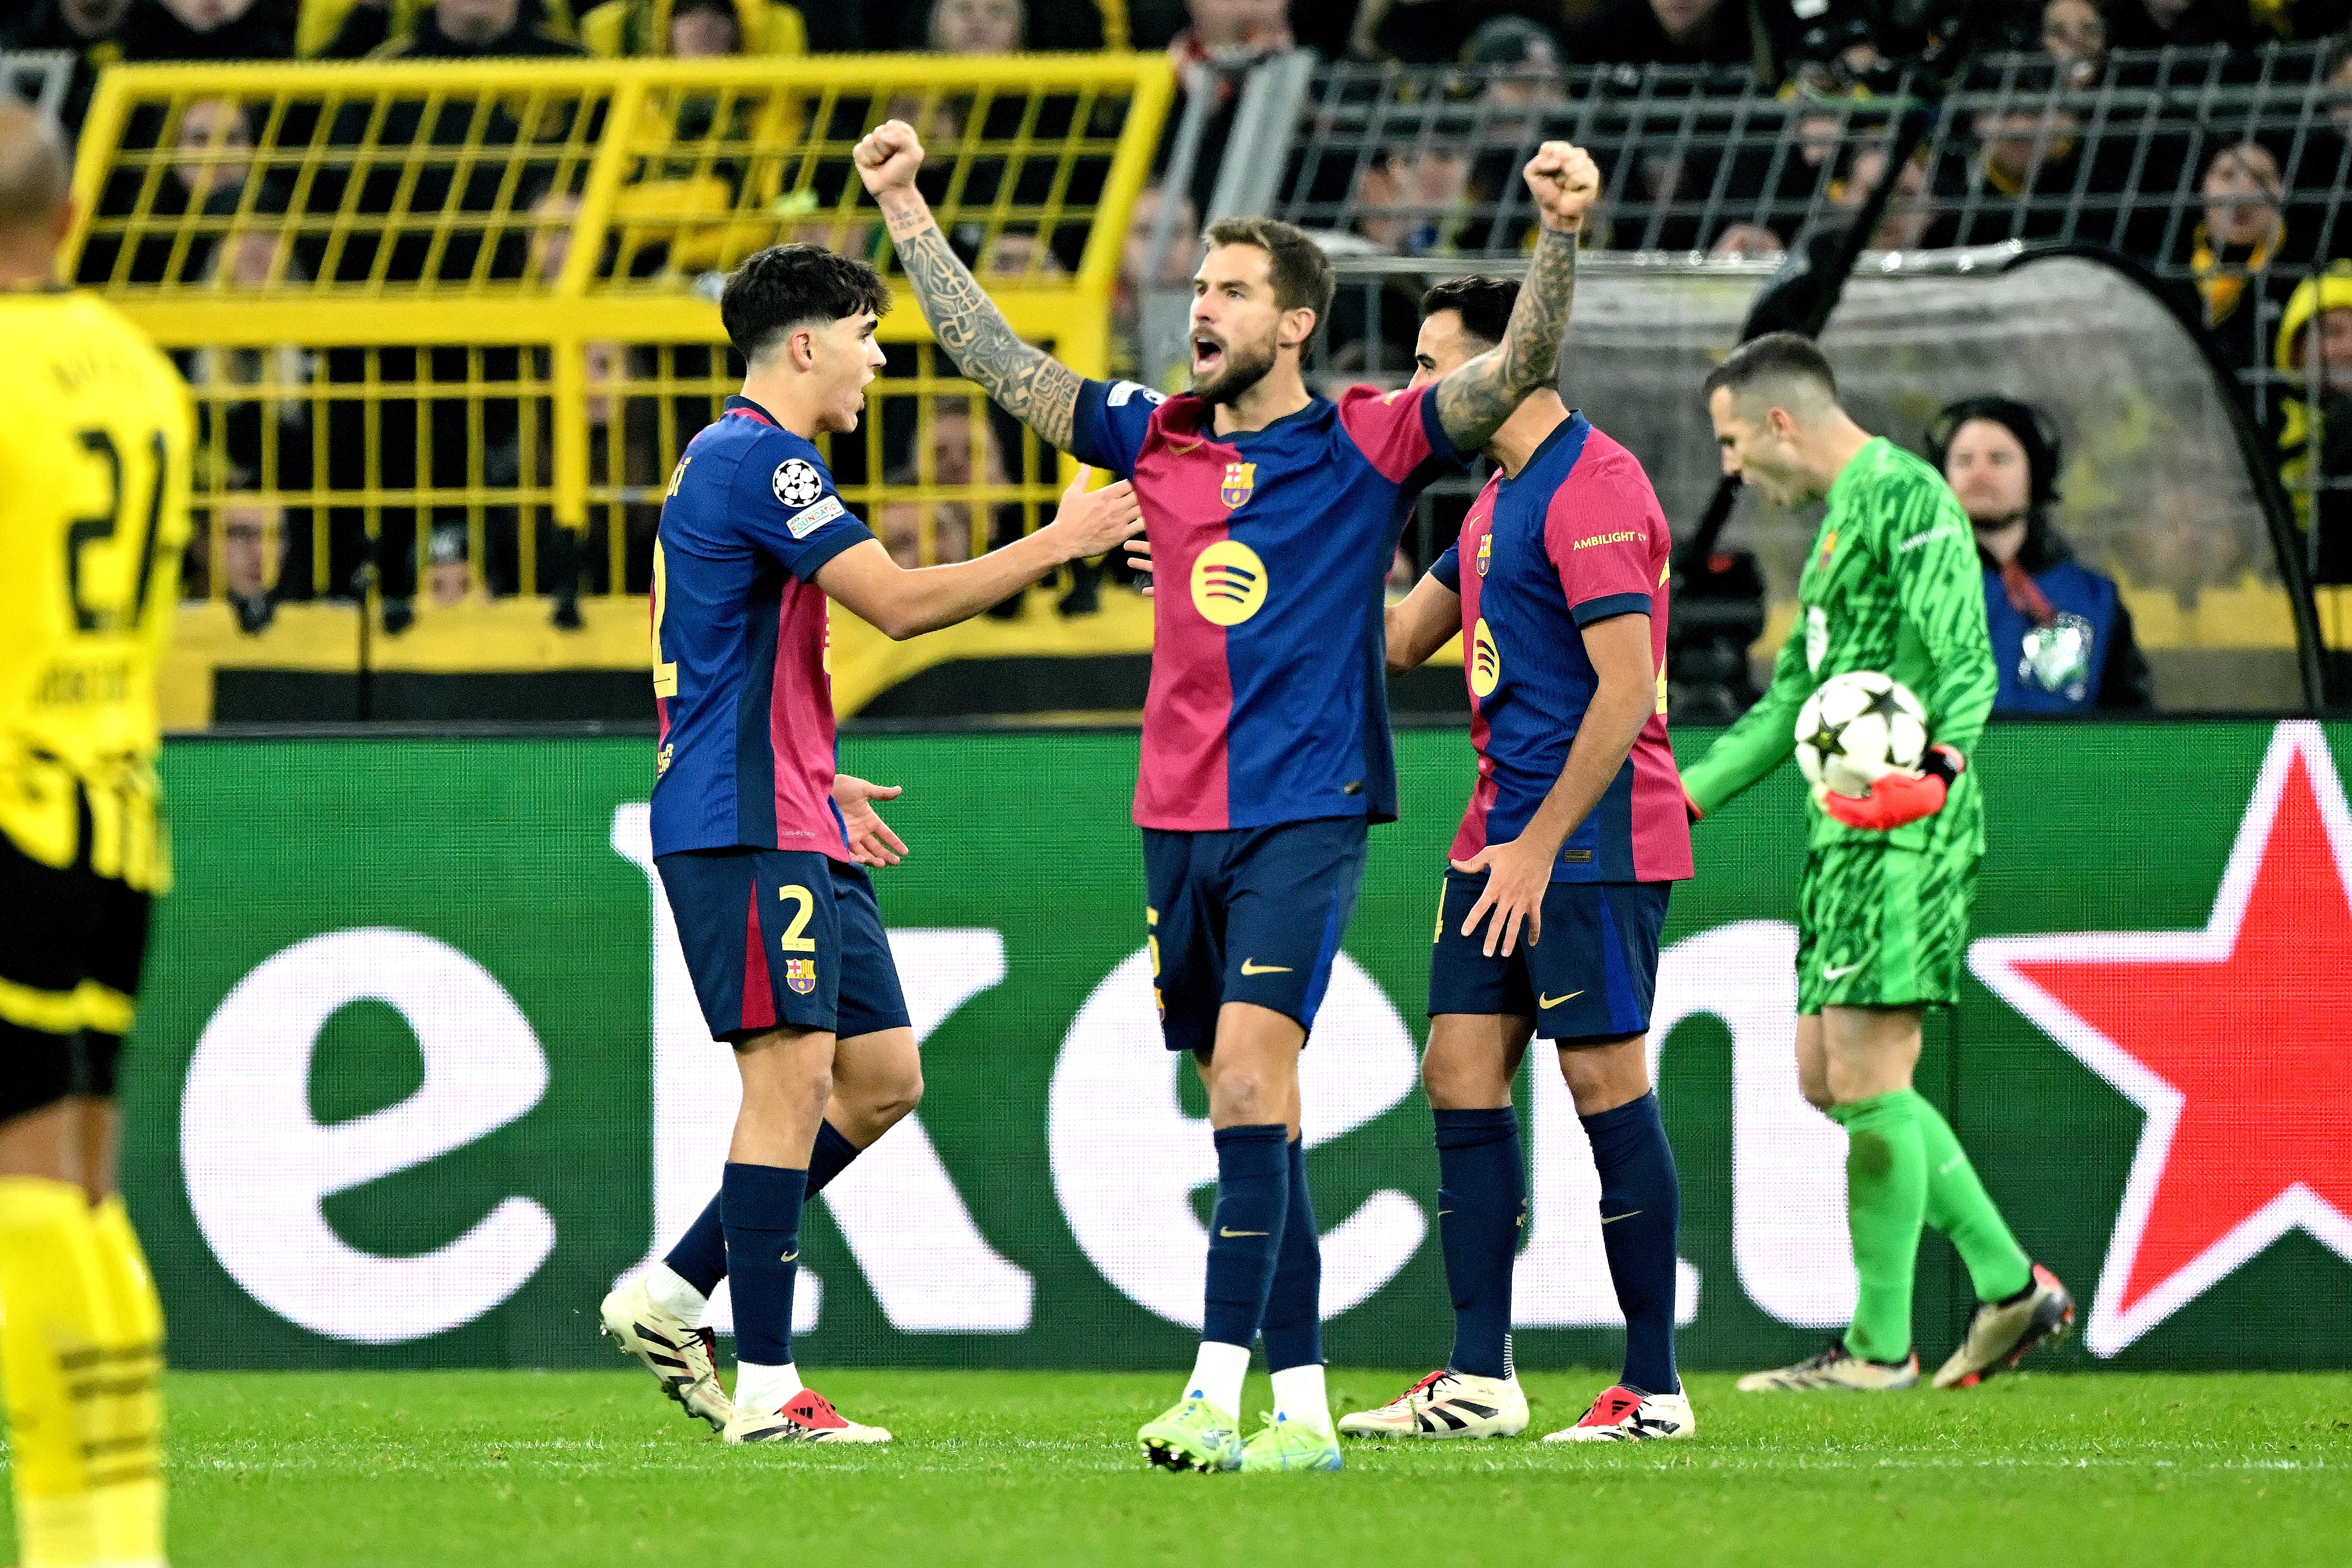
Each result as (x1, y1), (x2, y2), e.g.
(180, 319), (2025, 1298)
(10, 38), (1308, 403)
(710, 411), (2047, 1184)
(1189, 336), (1278, 406)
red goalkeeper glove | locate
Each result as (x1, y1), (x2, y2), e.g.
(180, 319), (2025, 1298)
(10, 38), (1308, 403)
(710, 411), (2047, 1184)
(1817, 744), (1964, 832)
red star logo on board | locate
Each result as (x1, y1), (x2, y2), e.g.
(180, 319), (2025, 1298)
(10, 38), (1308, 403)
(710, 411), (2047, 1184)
(1972, 721), (2352, 1356)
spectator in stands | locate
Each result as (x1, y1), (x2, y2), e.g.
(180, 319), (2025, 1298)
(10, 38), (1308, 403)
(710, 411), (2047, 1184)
(1833, 143), (1946, 251)
(579, 0), (807, 54)
(126, 0), (296, 60)
(4, 0), (134, 130)
(2182, 140), (2314, 377)
(2099, 0), (2263, 52)
(2040, 0), (2106, 88)
(878, 402), (1006, 569)
(1935, 70), (2090, 247)
(1352, 144), (1471, 254)
(324, 0), (586, 57)
(184, 495), (282, 632)
(1445, 17), (1575, 251)
(1569, 0), (1754, 71)
(1349, 1), (1557, 64)
(924, 0), (1022, 51)
(2273, 263), (2352, 582)
(1929, 396), (2153, 712)
(170, 97), (253, 208)
(1162, 0), (1293, 221)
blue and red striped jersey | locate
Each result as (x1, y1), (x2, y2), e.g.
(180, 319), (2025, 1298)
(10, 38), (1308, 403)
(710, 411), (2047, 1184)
(1431, 414), (1693, 884)
(1072, 378), (1461, 831)
(650, 395), (874, 860)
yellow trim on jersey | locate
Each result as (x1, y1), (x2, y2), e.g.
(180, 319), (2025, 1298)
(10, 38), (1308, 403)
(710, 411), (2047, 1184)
(0, 979), (93, 1039)
(0, 978), (138, 1040)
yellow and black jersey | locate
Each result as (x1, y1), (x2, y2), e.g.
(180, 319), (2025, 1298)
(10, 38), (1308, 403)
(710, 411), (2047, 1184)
(0, 288), (193, 893)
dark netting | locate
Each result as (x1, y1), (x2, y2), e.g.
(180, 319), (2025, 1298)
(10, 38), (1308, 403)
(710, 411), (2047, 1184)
(1316, 249), (2310, 713)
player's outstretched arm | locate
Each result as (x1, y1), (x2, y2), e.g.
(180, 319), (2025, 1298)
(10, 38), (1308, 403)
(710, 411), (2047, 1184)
(817, 467), (1141, 640)
(1681, 604), (1811, 819)
(1431, 142), (1599, 455)
(1386, 572), (1461, 676)
(856, 120), (1084, 452)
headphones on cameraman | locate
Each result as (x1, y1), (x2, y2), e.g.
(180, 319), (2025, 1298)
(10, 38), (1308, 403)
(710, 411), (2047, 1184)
(1924, 396), (2064, 509)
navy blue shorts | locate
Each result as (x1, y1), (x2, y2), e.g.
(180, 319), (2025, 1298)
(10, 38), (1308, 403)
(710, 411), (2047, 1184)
(1428, 875), (1671, 1044)
(655, 847), (911, 1043)
(1142, 818), (1368, 1054)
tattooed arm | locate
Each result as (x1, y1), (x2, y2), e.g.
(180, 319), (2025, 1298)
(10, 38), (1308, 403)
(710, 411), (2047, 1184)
(1432, 141), (1600, 456)
(854, 119), (1083, 452)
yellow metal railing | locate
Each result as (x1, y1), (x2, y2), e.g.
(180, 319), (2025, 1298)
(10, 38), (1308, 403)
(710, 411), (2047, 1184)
(70, 54), (1174, 607)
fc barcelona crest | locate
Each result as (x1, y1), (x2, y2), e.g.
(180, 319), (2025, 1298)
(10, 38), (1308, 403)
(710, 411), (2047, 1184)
(784, 958), (817, 995)
(1219, 461), (1256, 509)
(1476, 532), (1493, 577)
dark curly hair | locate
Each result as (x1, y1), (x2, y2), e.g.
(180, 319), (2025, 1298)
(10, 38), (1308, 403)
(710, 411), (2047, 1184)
(720, 244), (893, 364)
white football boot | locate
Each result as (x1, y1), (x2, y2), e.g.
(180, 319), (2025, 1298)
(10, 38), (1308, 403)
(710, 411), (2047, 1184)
(1542, 1383), (1695, 1442)
(1335, 1369), (1528, 1440)
(1934, 1264), (2075, 1389)
(724, 1387), (893, 1444)
(1737, 1341), (1920, 1392)
(598, 1278), (732, 1432)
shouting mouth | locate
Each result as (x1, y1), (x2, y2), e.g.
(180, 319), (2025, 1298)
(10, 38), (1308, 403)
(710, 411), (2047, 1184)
(1191, 334), (1225, 379)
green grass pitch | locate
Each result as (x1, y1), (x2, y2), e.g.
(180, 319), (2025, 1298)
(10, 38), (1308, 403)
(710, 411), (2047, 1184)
(6, 1369), (2347, 1567)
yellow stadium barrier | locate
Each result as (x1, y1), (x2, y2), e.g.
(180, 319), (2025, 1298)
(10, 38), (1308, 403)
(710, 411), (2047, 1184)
(69, 52), (1173, 689)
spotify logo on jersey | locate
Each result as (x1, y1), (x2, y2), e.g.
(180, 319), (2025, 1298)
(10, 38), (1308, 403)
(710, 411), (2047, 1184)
(1470, 617), (1501, 696)
(1191, 540), (1269, 626)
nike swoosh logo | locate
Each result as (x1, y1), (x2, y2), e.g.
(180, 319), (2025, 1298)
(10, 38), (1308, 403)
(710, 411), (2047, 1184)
(1600, 1210), (1641, 1225)
(1239, 960), (1292, 975)
(1437, 1210), (1453, 1216)
(780, 1250), (799, 1262)
(1822, 962), (1864, 981)
(1538, 991), (1583, 1008)
(1218, 1227), (1268, 1238)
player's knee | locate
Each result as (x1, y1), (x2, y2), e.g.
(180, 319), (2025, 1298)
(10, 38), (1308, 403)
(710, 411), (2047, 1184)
(863, 1062), (924, 1127)
(1419, 1049), (1502, 1111)
(1206, 1063), (1283, 1125)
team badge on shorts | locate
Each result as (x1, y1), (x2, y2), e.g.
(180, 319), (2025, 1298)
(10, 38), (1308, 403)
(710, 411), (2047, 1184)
(1219, 461), (1255, 508)
(784, 958), (818, 995)
(773, 458), (823, 508)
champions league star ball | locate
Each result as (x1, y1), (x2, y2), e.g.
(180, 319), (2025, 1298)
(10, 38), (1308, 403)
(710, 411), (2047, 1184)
(1794, 671), (1928, 798)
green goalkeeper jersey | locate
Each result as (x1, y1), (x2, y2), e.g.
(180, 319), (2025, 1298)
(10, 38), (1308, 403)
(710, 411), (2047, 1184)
(1682, 436), (1996, 856)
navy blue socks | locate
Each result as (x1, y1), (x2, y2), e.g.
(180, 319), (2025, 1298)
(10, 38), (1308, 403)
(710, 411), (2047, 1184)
(664, 1120), (864, 1296)
(1433, 1106), (1523, 1380)
(663, 1191), (729, 1297)
(1582, 1090), (1681, 1395)
(721, 1162), (807, 1367)
(1258, 1138), (1323, 1372)
(806, 1120), (860, 1195)
(1201, 1124), (1290, 1350)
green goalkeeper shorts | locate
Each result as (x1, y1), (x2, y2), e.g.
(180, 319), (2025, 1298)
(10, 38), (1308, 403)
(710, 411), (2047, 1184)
(1796, 839), (1979, 1014)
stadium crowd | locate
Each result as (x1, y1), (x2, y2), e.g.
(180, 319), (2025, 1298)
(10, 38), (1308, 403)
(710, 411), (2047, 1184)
(12, 0), (2346, 669)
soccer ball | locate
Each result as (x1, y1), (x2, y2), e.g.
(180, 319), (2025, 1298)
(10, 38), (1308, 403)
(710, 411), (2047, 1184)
(1794, 671), (1928, 798)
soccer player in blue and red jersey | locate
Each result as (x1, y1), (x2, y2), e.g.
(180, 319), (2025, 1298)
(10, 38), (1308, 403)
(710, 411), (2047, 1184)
(857, 120), (1597, 1471)
(596, 244), (1141, 1444)
(1342, 278), (1697, 1445)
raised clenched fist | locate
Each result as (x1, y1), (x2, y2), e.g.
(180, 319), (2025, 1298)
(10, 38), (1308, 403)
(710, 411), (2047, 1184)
(854, 120), (926, 196)
(1524, 141), (1600, 234)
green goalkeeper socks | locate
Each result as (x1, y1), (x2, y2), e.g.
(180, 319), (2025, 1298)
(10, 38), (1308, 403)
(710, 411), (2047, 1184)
(1828, 1093), (1926, 1364)
(1898, 1089), (2034, 1304)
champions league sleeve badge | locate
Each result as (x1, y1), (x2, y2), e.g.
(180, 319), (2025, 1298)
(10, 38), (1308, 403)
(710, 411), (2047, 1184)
(773, 458), (824, 509)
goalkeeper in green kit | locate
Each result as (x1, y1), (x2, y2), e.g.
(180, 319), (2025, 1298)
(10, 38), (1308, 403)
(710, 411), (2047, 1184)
(1683, 335), (2074, 1391)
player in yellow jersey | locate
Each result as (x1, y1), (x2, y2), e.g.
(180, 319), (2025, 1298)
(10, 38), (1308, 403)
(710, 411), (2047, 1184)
(0, 101), (189, 1568)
